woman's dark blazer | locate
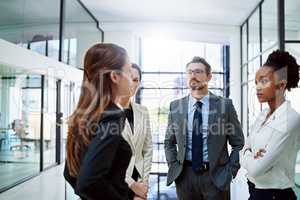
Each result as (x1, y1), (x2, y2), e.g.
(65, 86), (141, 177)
(64, 103), (132, 200)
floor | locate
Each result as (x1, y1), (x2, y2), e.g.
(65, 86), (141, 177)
(0, 163), (176, 200)
(0, 161), (300, 200)
(0, 164), (66, 200)
(0, 163), (249, 200)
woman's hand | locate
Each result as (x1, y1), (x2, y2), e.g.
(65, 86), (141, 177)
(254, 149), (266, 159)
(130, 182), (148, 199)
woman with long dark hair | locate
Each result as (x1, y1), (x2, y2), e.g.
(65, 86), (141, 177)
(241, 50), (300, 200)
(64, 43), (133, 200)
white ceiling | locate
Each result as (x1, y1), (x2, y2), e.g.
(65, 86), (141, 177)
(82, 0), (261, 26)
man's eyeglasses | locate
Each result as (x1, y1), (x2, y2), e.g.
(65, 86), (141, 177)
(186, 69), (206, 75)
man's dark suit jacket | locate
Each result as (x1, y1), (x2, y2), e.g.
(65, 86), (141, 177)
(164, 93), (244, 191)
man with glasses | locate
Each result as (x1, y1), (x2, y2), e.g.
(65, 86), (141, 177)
(164, 56), (244, 200)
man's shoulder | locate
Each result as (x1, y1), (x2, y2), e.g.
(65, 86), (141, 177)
(170, 96), (188, 107)
(210, 93), (232, 104)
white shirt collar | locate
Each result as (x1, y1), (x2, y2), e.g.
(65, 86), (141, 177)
(189, 93), (210, 110)
(260, 100), (291, 123)
(115, 102), (124, 110)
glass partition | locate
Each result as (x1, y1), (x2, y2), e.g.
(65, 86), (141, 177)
(0, 69), (41, 191)
(0, 0), (101, 194)
(63, 0), (102, 68)
(0, 0), (60, 57)
(43, 77), (57, 168)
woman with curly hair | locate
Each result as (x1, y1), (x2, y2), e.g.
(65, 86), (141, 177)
(240, 50), (300, 200)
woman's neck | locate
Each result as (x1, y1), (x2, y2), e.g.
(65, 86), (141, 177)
(268, 95), (285, 114)
(118, 97), (131, 108)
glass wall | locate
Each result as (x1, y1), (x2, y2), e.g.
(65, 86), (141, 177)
(261, 0), (278, 52)
(241, 0), (300, 198)
(61, 81), (81, 160)
(0, 0), (98, 193)
(0, 0), (61, 58)
(0, 68), (41, 191)
(248, 9), (260, 61)
(63, 0), (103, 68)
(141, 38), (228, 199)
(43, 77), (57, 168)
(0, 0), (103, 69)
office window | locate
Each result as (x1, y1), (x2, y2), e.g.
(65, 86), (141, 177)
(142, 38), (223, 73)
(247, 58), (261, 133)
(286, 44), (300, 60)
(242, 23), (248, 65)
(248, 9), (260, 60)
(262, 45), (278, 64)
(262, 0), (278, 51)
(285, 0), (300, 41)
(241, 0), (278, 136)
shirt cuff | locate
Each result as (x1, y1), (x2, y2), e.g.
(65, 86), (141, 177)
(125, 176), (136, 188)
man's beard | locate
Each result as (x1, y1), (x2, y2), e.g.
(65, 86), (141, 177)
(189, 80), (207, 90)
